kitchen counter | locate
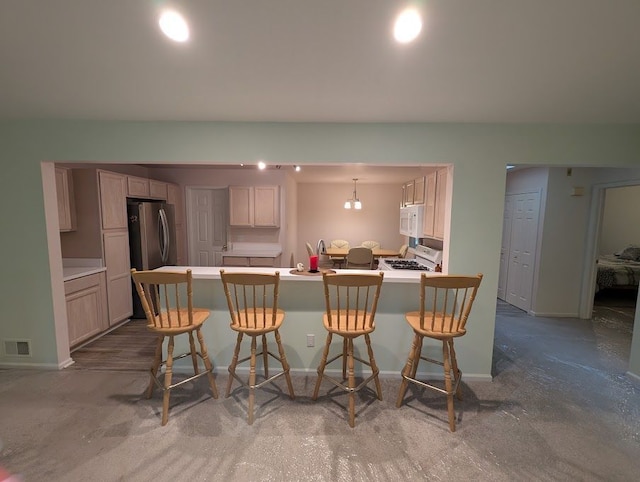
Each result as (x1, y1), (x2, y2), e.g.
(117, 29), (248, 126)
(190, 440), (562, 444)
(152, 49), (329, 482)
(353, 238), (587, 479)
(149, 265), (490, 381)
(220, 242), (282, 259)
(62, 258), (106, 282)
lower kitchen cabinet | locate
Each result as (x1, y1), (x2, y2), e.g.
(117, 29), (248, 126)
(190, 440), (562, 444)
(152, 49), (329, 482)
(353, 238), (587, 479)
(65, 272), (108, 347)
(222, 256), (280, 267)
(103, 229), (133, 325)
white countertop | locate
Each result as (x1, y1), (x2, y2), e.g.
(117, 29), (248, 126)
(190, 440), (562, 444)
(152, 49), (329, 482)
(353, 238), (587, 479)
(62, 258), (106, 282)
(154, 265), (437, 284)
(63, 266), (107, 282)
(221, 243), (282, 258)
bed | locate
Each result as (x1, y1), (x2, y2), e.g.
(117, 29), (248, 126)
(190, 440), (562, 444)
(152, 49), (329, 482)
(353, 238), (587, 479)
(596, 246), (640, 292)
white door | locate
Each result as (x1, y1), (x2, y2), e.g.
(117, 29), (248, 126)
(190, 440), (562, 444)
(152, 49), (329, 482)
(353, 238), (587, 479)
(497, 196), (514, 300)
(187, 188), (228, 266)
(505, 191), (540, 311)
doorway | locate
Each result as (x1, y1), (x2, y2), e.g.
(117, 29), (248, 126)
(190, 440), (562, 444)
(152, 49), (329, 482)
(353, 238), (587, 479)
(186, 187), (228, 266)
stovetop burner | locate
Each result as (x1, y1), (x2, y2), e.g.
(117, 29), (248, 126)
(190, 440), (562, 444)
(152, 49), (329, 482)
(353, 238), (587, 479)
(384, 259), (432, 271)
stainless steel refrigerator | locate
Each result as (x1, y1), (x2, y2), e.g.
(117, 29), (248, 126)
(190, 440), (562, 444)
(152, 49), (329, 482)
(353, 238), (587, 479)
(128, 200), (177, 318)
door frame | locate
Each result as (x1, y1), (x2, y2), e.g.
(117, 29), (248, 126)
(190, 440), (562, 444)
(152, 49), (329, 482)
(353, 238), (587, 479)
(579, 179), (640, 319)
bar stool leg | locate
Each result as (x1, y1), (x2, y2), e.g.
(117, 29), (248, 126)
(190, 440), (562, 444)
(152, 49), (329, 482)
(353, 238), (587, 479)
(347, 337), (356, 428)
(248, 336), (257, 425)
(262, 334), (269, 379)
(312, 332), (333, 400)
(274, 329), (295, 399)
(442, 340), (456, 432)
(342, 338), (348, 380)
(196, 327), (218, 399)
(410, 336), (423, 380)
(147, 335), (164, 399)
(365, 333), (382, 400)
(188, 331), (199, 375)
(448, 339), (462, 401)
(226, 332), (243, 397)
(161, 335), (175, 426)
(396, 333), (420, 407)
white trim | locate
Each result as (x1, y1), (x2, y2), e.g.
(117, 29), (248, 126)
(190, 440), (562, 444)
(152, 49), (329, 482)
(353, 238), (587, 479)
(626, 370), (640, 383)
(529, 311), (579, 318)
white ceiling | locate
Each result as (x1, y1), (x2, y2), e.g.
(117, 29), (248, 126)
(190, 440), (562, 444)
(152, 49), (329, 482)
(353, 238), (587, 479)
(2, 0), (640, 124)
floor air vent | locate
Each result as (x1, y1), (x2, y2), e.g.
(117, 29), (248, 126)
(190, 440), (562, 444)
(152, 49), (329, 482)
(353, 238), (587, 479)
(4, 339), (31, 356)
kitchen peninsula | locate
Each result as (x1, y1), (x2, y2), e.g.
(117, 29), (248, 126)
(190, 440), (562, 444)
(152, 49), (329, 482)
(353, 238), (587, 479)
(153, 266), (491, 381)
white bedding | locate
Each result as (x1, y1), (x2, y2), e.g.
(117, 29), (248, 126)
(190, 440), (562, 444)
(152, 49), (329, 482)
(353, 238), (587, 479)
(597, 254), (640, 290)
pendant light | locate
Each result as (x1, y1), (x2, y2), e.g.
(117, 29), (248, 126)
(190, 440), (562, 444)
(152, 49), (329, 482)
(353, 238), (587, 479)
(344, 178), (362, 210)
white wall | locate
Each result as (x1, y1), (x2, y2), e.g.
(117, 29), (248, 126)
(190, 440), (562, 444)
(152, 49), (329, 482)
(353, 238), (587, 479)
(600, 185), (640, 254)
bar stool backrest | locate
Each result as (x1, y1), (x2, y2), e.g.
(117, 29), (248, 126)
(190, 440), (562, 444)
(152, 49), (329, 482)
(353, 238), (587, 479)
(220, 271), (281, 330)
(418, 274), (483, 335)
(131, 269), (194, 329)
(322, 272), (384, 334)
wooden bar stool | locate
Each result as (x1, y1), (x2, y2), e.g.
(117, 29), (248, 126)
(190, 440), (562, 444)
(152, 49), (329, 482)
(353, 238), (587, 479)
(219, 270), (295, 425)
(131, 269), (218, 426)
(396, 273), (483, 432)
(312, 271), (384, 427)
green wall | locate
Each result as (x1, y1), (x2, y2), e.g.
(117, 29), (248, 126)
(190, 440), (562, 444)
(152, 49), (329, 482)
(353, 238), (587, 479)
(1, 121), (639, 376)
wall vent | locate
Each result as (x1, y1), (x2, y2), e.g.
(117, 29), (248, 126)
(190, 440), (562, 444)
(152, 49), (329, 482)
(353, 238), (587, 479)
(4, 339), (31, 357)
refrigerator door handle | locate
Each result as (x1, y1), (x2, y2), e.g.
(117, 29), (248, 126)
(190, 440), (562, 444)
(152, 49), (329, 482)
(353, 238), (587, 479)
(159, 208), (170, 264)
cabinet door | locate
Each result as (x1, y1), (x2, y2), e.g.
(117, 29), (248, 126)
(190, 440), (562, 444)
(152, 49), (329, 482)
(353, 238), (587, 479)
(99, 171), (128, 230)
(413, 176), (425, 205)
(229, 186), (254, 226)
(254, 186), (280, 227)
(55, 167), (76, 231)
(423, 172), (437, 237)
(167, 183), (184, 225)
(127, 176), (150, 197)
(434, 168), (448, 239)
(404, 181), (415, 206)
(65, 272), (108, 347)
(149, 180), (168, 200)
(249, 257), (276, 267)
(103, 230), (132, 325)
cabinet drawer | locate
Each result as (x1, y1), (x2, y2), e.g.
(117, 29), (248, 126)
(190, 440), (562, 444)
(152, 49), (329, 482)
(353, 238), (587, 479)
(223, 256), (250, 267)
(64, 272), (103, 295)
(249, 257), (276, 267)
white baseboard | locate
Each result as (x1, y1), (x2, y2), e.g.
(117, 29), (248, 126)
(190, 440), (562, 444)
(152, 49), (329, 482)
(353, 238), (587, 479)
(0, 361), (63, 370)
(626, 370), (640, 383)
(529, 311), (579, 318)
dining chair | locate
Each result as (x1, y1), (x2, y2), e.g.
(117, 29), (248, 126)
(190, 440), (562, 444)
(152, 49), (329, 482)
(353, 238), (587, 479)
(312, 272), (385, 427)
(360, 240), (381, 250)
(395, 273), (483, 432)
(330, 239), (350, 268)
(130, 268), (218, 426)
(398, 244), (409, 258)
(345, 247), (374, 269)
(219, 270), (295, 424)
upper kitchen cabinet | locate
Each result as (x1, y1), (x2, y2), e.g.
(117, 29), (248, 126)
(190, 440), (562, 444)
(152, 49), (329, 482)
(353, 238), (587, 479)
(401, 176), (425, 207)
(166, 183), (184, 225)
(149, 180), (168, 200)
(413, 176), (425, 205)
(55, 167), (76, 232)
(127, 175), (150, 198)
(422, 168), (449, 240)
(99, 171), (128, 230)
(229, 186), (280, 227)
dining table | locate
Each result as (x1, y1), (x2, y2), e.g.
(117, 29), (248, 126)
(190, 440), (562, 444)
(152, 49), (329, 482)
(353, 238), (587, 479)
(324, 247), (401, 259)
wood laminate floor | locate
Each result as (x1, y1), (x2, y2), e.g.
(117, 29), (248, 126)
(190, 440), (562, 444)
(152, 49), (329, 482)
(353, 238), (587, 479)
(70, 318), (157, 371)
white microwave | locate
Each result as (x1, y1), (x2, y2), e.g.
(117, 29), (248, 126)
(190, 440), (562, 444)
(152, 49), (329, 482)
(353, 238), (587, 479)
(400, 205), (424, 238)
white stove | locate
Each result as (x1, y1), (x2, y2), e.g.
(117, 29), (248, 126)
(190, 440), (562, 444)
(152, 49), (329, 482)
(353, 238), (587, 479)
(379, 245), (443, 272)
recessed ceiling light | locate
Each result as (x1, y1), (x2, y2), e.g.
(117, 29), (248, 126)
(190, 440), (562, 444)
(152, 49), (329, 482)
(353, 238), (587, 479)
(295, 165), (301, 172)
(159, 10), (189, 42)
(258, 161), (266, 170)
(394, 8), (422, 43)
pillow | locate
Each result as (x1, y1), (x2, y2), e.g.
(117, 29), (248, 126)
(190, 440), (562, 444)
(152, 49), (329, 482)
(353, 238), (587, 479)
(618, 246), (640, 261)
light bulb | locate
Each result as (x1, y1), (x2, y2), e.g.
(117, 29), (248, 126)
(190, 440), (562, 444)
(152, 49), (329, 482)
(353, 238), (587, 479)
(354, 200), (362, 210)
(394, 8), (422, 43)
(159, 10), (189, 42)
(344, 200), (352, 209)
